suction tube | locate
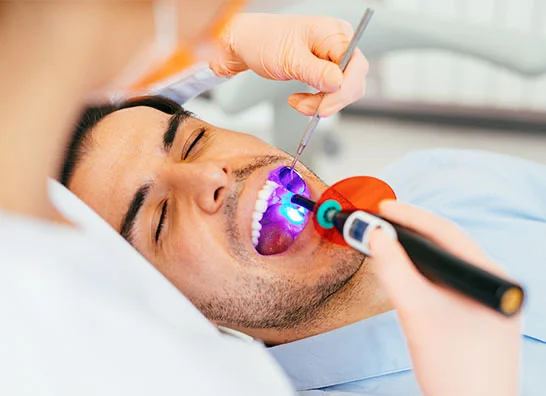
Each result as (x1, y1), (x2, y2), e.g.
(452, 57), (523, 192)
(291, 195), (525, 317)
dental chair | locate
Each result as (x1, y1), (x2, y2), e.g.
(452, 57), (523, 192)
(209, 0), (546, 167)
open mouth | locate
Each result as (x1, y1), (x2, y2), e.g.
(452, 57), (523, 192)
(251, 167), (311, 256)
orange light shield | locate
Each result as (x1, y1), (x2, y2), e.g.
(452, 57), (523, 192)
(313, 176), (396, 245)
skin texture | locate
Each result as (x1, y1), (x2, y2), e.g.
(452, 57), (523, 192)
(69, 106), (392, 344)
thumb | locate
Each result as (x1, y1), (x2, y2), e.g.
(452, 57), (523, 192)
(291, 51), (344, 93)
(287, 93), (324, 116)
(369, 228), (431, 305)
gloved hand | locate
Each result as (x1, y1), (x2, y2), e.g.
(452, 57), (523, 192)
(369, 201), (520, 396)
(209, 13), (369, 117)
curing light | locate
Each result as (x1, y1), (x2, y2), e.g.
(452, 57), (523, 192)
(279, 204), (306, 225)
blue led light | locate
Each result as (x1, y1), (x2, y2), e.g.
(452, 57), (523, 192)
(279, 191), (293, 206)
(279, 205), (306, 225)
(261, 167), (310, 239)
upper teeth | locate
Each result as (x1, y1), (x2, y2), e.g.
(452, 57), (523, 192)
(251, 180), (279, 247)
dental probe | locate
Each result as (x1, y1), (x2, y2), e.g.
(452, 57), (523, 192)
(288, 8), (375, 172)
(290, 194), (525, 317)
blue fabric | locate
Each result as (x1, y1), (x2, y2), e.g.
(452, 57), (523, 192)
(269, 149), (546, 396)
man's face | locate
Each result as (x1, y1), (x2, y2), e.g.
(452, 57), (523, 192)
(69, 105), (364, 329)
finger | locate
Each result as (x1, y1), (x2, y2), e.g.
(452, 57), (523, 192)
(370, 228), (426, 290)
(310, 19), (355, 64)
(370, 223), (491, 317)
(287, 93), (325, 116)
(294, 18), (356, 96)
(379, 200), (485, 259)
(369, 228), (439, 307)
(379, 200), (503, 275)
(288, 50), (368, 117)
(314, 50), (368, 117)
(289, 49), (344, 94)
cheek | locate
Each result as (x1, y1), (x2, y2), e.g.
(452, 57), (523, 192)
(160, 219), (233, 286)
(219, 133), (281, 157)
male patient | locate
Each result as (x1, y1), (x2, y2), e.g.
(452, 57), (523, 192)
(60, 95), (546, 395)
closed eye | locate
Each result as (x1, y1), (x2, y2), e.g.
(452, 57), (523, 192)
(155, 200), (168, 243)
(183, 127), (206, 160)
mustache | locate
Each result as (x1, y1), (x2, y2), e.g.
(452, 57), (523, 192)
(223, 155), (289, 260)
(233, 155), (288, 183)
(227, 154), (288, 217)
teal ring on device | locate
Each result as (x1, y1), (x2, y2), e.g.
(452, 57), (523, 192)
(316, 199), (342, 229)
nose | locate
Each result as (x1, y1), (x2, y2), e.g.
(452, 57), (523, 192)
(170, 161), (232, 215)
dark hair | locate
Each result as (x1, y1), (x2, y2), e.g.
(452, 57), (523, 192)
(59, 95), (184, 187)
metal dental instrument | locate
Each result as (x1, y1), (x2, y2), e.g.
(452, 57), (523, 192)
(288, 8), (375, 172)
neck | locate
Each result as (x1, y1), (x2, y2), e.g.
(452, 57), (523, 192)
(0, 4), (107, 221)
(237, 258), (393, 345)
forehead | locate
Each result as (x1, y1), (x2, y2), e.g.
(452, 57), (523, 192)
(70, 106), (171, 231)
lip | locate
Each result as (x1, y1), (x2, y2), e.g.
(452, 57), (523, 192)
(236, 162), (324, 260)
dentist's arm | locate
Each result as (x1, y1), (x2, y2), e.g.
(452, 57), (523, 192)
(369, 201), (520, 396)
(209, 13), (369, 117)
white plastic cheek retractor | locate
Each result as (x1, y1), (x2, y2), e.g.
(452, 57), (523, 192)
(342, 211), (398, 256)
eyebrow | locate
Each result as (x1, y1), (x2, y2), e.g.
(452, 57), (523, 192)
(162, 110), (188, 153)
(120, 184), (151, 244)
(120, 110), (192, 245)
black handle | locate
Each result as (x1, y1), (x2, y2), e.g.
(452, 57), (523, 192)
(292, 196), (525, 317)
(392, 222), (524, 316)
(330, 209), (524, 317)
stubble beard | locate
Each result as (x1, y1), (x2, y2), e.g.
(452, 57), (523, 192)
(191, 156), (366, 331)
